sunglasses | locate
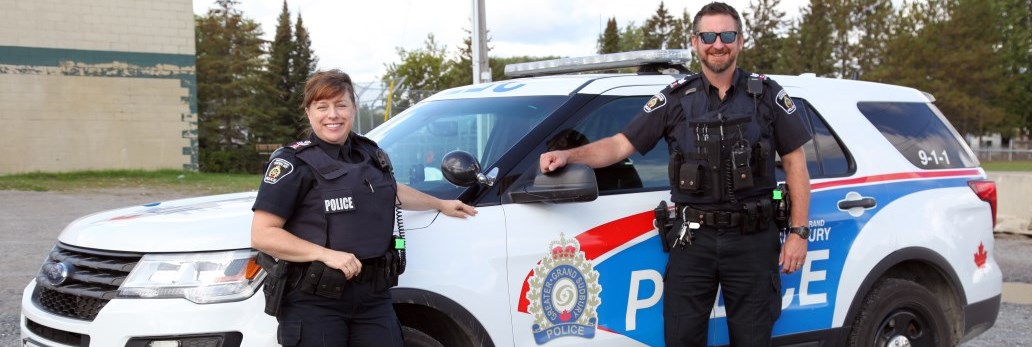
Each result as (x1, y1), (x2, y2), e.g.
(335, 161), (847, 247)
(696, 31), (738, 44)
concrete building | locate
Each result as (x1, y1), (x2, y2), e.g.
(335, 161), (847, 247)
(0, 0), (196, 174)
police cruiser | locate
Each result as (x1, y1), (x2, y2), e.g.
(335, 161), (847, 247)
(22, 50), (1000, 347)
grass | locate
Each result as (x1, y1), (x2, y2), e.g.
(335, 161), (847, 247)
(980, 161), (1032, 172)
(0, 169), (262, 194)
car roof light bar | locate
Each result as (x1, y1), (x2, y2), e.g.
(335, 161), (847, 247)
(504, 49), (693, 78)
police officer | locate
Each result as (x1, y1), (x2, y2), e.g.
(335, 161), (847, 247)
(540, 3), (811, 346)
(251, 69), (477, 347)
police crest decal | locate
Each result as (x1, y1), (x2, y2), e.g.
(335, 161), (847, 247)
(525, 233), (602, 344)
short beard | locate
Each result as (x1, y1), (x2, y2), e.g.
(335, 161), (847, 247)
(702, 55), (735, 74)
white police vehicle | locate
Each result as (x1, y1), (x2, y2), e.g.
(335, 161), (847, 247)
(22, 50), (1000, 347)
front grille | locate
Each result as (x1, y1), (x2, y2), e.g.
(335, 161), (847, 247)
(26, 318), (90, 346)
(33, 243), (142, 321)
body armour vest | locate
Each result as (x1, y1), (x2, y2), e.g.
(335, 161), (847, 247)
(667, 74), (776, 205)
(284, 136), (398, 260)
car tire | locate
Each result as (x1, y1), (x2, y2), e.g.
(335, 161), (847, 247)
(846, 278), (951, 347)
(402, 325), (444, 347)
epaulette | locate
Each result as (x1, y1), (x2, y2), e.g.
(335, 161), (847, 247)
(668, 73), (702, 91)
(268, 140), (314, 160)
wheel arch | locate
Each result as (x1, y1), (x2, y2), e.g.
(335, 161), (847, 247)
(391, 287), (496, 347)
(840, 247), (966, 344)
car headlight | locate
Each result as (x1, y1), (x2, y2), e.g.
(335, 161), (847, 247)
(118, 249), (266, 304)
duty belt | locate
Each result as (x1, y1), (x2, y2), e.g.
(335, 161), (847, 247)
(677, 206), (744, 228)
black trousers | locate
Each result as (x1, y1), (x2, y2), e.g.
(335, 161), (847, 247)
(276, 281), (403, 347)
(663, 223), (782, 347)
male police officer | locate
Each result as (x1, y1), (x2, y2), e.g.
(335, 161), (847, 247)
(539, 2), (811, 345)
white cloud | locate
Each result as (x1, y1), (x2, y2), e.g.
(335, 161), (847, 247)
(191, 0), (828, 82)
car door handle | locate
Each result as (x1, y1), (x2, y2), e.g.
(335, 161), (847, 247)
(838, 197), (876, 209)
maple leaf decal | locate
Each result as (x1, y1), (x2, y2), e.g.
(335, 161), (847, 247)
(974, 242), (988, 268)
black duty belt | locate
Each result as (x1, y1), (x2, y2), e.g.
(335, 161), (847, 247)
(677, 205), (744, 228)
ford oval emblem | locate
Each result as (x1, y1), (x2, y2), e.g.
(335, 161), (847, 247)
(40, 262), (71, 286)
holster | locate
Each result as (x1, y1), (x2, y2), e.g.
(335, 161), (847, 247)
(256, 252), (288, 317)
(654, 201), (675, 252)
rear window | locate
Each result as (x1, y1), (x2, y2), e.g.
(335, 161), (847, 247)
(857, 102), (977, 169)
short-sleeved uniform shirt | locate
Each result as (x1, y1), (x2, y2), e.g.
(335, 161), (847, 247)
(621, 68), (811, 204)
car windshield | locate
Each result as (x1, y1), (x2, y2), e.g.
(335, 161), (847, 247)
(365, 96), (565, 199)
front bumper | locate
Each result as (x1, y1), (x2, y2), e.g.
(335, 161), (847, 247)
(20, 280), (278, 347)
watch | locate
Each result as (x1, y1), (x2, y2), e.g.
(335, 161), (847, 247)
(789, 226), (810, 239)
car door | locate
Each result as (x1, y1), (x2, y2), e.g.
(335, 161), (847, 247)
(503, 86), (673, 346)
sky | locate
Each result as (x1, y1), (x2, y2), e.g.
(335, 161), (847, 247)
(190, 0), (818, 83)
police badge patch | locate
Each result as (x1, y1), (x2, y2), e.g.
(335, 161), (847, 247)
(776, 89), (797, 114)
(643, 93), (666, 113)
(525, 233), (601, 344)
(264, 158), (294, 184)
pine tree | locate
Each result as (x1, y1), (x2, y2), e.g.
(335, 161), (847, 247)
(642, 2), (674, 49)
(665, 9), (691, 50)
(780, 0), (835, 76)
(195, 0), (274, 172)
(265, 1), (295, 140)
(290, 12), (318, 135)
(741, 0), (787, 73)
(598, 17), (621, 54)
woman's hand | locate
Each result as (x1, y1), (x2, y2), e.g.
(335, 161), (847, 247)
(320, 249), (362, 279)
(438, 200), (477, 218)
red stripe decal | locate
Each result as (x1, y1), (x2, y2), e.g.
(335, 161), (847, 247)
(517, 211), (654, 313)
(811, 169), (981, 190)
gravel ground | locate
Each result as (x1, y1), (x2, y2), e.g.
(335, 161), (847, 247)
(1, 189), (1029, 346)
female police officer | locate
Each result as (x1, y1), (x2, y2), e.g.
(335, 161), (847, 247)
(251, 69), (477, 347)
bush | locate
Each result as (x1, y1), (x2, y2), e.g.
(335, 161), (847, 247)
(200, 147), (261, 174)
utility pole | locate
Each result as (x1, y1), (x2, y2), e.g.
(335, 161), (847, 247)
(472, 0), (491, 84)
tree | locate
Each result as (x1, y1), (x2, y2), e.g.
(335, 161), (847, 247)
(597, 17), (621, 54)
(870, 0), (1008, 135)
(618, 22), (645, 52)
(996, 0), (1032, 133)
(853, 0), (894, 79)
(740, 0), (787, 73)
(263, 1), (296, 141)
(195, 0), (274, 172)
(382, 34), (451, 113)
(780, 0), (835, 76)
(666, 9), (691, 50)
(290, 12), (318, 133)
(642, 2), (675, 49)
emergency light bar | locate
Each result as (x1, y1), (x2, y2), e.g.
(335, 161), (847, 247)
(504, 49), (693, 78)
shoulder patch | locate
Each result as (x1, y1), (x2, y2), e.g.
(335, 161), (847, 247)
(264, 158), (294, 184)
(775, 89), (797, 115)
(643, 93), (667, 113)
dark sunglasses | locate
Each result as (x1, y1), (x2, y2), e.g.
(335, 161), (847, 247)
(696, 31), (738, 44)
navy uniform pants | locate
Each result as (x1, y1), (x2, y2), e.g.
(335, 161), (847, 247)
(663, 223), (782, 346)
(277, 281), (403, 347)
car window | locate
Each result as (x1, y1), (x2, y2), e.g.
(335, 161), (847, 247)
(366, 96), (564, 199)
(548, 96), (669, 193)
(776, 98), (853, 180)
(857, 102), (977, 169)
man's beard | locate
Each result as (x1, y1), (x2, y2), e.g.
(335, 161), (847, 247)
(701, 48), (736, 73)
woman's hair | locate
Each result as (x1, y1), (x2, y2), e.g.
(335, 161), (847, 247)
(302, 69), (356, 109)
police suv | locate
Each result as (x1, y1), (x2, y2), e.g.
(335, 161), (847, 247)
(22, 50), (1000, 347)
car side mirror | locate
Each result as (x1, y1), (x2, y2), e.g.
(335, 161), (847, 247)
(441, 150), (497, 187)
(506, 164), (598, 204)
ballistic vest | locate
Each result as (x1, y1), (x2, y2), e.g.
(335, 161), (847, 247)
(667, 73), (776, 205)
(283, 135), (398, 259)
